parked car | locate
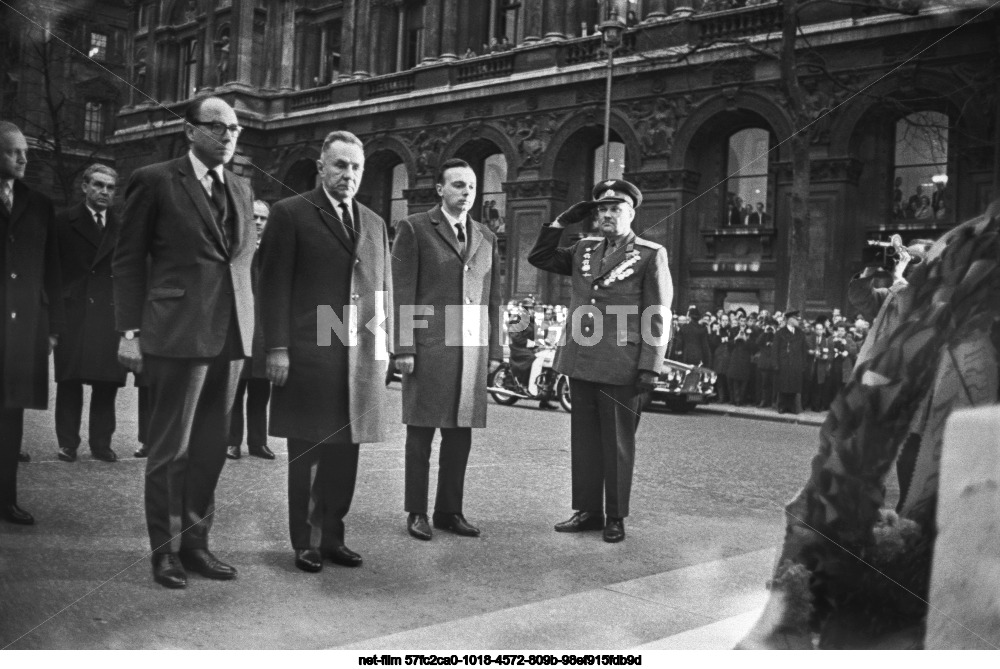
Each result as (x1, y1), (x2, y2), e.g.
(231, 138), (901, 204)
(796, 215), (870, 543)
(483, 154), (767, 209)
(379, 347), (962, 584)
(645, 359), (718, 413)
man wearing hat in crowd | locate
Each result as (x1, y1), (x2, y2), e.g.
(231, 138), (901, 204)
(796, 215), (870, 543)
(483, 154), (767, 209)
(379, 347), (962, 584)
(676, 305), (712, 368)
(774, 310), (807, 414)
(528, 179), (672, 543)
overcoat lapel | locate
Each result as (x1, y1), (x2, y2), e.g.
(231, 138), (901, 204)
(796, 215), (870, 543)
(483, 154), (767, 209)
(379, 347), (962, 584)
(593, 233), (636, 281)
(428, 205), (463, 258)
(223, 174), (244, 253)
(176, 157), (229, 255)
(70, 206), (102, 249)
(310, 187), (355, 255)
(92, 209), (120, 266)
(465, 216), (483, 262)
(6, 181), (31, 238)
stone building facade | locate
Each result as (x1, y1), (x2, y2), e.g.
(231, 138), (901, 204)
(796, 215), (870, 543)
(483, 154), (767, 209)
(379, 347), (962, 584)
(109, 0), (999, 314)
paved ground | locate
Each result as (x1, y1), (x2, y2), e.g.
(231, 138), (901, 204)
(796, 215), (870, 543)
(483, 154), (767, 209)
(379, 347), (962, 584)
(1, 381), (827, 650)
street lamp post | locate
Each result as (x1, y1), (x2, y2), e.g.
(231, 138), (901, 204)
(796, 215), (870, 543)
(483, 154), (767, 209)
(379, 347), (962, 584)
(598, 9), (625, 182)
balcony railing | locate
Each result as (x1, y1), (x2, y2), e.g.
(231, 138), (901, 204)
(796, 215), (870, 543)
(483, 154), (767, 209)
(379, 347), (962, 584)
(695, 3), (783, 42)
(455, 54), (515, 84)
(288, 88), (332, 111)
(365, 72), (416, 99)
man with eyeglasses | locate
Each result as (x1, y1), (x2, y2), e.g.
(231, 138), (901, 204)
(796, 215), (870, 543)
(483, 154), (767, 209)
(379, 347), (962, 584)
(529, 179), (673, 544)
(53, 163), (126, 465)
(113, 96), (256, 589)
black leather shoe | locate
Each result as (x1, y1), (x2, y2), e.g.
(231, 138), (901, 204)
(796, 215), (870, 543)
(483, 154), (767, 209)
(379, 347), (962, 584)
(248, 444), (275, 460)
(3, 504), (35, 525)
(134, 444), (149, 458)
(226, 445), (240, 460)
(407, 513), (432, 541)
(294, 548), (323, 573)
(325, 544), (362, 567)
(91, 448), (118, 463)
(432, 512), (481, 537)
(603, 517), (625, 543)
(57, 447), (77, 463)
(152, 553), (187, 589)
(18, 451), (30, 463)
(178, 548), (237, 580)
(554, 511), (605, 533)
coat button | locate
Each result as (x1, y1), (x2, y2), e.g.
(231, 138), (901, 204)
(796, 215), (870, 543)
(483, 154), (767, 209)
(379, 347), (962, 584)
(9, 272), (15, 279)
(352, 294), (359, 301)
(464, 265), (470, 272)
(590, 298), (596, 305)
(10, 311), (15, 319)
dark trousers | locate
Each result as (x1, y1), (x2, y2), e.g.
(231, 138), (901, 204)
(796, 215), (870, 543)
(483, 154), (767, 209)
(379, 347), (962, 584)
(143, 353), (243, 554)
(55, 381), (119, 452)
(0, 407), (25, 506)
(404, 425), (472, 515)
(287, 439), (359, 550)
(757, 369), (775, 407)
(728, 378), (748, 406)
(229, 378), (270, 448)
(776, 391), (800, 414)
(568, 378), (643, 519)
(137, 383), (150, 444)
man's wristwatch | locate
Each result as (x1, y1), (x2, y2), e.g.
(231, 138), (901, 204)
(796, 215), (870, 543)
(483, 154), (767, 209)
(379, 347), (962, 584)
(123, 330), (140, 340)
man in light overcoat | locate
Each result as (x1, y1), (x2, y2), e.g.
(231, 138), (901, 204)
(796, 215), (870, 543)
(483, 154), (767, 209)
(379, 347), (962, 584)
(392, 158), (502, 542)
(259, 131), (393, 573)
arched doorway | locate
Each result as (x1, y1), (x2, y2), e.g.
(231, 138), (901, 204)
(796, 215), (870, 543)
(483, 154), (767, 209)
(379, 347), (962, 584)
(355, 149), (408, 242)
(282, 159), (318, 199)
(453, 138), (509, 284)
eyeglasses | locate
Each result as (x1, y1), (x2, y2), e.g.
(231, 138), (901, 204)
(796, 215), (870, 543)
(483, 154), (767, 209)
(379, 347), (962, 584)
(190, 121), (243, 137)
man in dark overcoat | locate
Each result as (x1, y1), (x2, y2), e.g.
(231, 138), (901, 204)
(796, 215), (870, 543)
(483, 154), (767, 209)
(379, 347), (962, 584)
(774, 311), (807, 414)
(54, 163), (126, 463)
(677, 307), (712, 367)
(114, 97), (256, 589)
(0, 121), (64, 525)
(392, 158), (503, 542)
(259, 131), (393, 573)
(228, 199), (273, 461)
(529, 179), (673, 543)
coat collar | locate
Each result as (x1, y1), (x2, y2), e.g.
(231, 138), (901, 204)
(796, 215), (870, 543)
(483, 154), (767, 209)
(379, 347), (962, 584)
(174, 156), (231, 256)
(592, 232), (637, 281)
(309, 186), (355, 255)
(428, 204), (481, 260)
(3, 180), (33, 237)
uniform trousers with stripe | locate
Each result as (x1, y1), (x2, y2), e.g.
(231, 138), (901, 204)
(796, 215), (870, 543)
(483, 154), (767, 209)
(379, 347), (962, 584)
(568, 378), (645, 519)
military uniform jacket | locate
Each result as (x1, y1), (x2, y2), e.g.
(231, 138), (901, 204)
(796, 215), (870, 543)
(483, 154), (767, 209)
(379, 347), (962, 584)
(528, 225), (673, 386)
(54, 203), (126, 385)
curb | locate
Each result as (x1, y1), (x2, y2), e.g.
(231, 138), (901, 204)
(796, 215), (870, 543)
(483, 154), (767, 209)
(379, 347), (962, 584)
(692, 404), (826, 427)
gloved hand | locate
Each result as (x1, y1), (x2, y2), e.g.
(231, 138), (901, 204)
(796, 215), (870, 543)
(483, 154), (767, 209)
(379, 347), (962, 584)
(636, 371), (658, 393)
(556, 200), (598, 226)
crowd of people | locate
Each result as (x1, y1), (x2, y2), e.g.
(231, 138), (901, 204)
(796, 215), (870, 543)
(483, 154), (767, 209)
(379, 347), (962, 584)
(667, 306), (870, 414)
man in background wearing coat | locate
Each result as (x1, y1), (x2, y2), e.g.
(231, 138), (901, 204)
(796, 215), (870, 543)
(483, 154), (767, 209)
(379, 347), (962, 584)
(774, 311), (807, 414)
(227, 199), (274, 461)
(260, 131), (393, 573)
(54, 163), (125, 464)
(114, 97), (256, 589)
(529, 179), (672, 543)
(392, 158), (502, 542)
(0, 121), (64, 525)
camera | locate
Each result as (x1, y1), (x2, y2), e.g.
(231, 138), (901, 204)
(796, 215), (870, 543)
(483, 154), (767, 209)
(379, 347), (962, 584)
(861, 234), (903, 272)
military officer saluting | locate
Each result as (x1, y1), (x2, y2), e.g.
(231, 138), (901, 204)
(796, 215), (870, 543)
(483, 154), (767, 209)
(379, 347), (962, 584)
(528, 179), (673, 543)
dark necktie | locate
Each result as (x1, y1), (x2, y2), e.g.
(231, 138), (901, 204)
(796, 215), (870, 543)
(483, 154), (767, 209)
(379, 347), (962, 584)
(94, 211), (104, 229)
(207, 170), (231, 249)
(339, 201), (356, 243)
(455, 222), (466, 254)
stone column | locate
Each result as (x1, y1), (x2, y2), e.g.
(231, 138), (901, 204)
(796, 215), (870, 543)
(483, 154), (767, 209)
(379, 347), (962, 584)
(502, 179), (569, 301)
(522, 1), (543, 44)
(341, 1), (355, 75)
(543, 0), (566, 41)
(232, 0), (255, 89)
(669, 1), (695, 18)
(277, 1), (295, 91)
(353, 0), (371, 76)
(421, 0), (441, 64)
(439, 0), (458, 60)
(202, 4), (216, 89)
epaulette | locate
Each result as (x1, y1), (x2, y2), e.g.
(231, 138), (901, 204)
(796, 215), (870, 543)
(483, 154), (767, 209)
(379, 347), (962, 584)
(634, 237), (663, 250)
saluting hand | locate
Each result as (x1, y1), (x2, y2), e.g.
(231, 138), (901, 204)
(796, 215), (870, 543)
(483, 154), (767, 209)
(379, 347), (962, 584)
(267, 349), (290, 387)
(555, 201), (599, 226)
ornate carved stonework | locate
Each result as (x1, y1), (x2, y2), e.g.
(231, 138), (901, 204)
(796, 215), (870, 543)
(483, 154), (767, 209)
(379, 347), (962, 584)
(501, 179), (569, 199)
(775, 158), (864, 184)
(712, 60), (753, 85)
(373, 115), (396, 131)
(402, 187), (440, 206)
(622, 95), (693, 159)
(400, 126), (458, 175)
(627, 169), (701, 192)
(500, 112), (570, 169)
(575, 86), (604, 104)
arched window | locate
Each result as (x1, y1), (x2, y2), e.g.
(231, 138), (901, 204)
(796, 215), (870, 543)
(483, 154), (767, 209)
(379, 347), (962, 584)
(178, 37), (199, 101)
(84, 101), (105, 143)
(391, 163), (409, 231)
(892, 111), (949, 222)
(724, 127), (770, 227)
(592, 141), (625, 183)
(396, 1), (426, 71)
(481, 153), (507, 235)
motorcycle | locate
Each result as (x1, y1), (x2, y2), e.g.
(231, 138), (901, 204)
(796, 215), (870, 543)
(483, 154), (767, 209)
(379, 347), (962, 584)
(488, 346), (572, 412)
